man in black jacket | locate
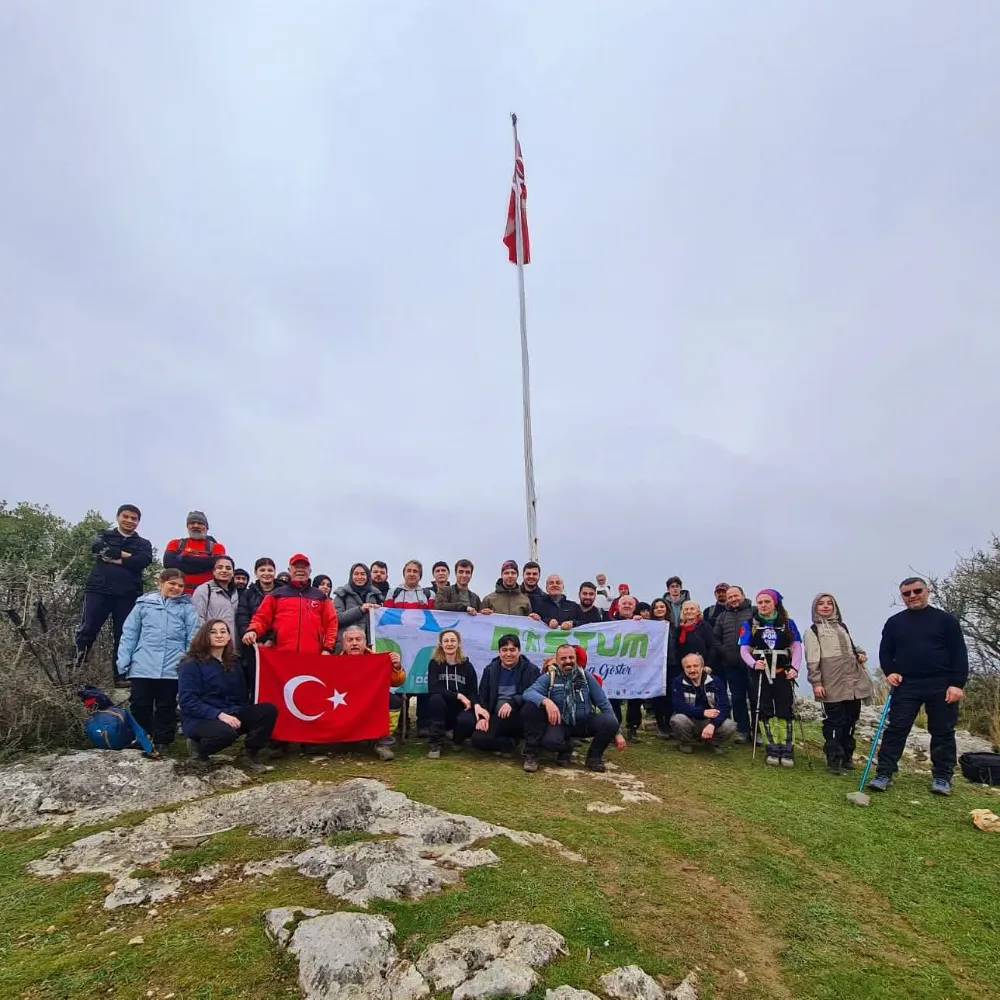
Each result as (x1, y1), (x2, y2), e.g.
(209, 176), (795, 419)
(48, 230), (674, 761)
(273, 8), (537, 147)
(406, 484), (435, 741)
(470, 634), (541, 762)
(530, 574), (581, 629)
(712, 586), (753, 742)
(75, 504), (153, 682)
(235, 557), (277, 695)
(703, 583), (729, 626)
(575, 582), (606, 625)
(870, 577), (969, 797)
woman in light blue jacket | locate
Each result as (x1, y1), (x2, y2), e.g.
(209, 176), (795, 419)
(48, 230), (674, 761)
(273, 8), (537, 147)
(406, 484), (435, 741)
(117, 567), (199, 754)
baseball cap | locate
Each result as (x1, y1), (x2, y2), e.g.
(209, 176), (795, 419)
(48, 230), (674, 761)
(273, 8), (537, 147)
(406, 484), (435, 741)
(715, 581), (729, 592)
(288, 553), (311, 566)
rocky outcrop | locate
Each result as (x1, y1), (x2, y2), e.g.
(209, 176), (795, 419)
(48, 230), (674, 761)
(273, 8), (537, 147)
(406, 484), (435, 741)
(600, 966), (666, 1000)
(0, 751), (250, 829)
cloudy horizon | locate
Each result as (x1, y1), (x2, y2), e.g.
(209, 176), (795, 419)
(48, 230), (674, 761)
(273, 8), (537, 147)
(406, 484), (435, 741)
(2, 1), (998, 654)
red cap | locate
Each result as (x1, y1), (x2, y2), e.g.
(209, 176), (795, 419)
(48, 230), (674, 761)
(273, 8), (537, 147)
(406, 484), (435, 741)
(572, 645), (588, 668)
(288, 553), (311, 566)
(618, 583), (629, 593)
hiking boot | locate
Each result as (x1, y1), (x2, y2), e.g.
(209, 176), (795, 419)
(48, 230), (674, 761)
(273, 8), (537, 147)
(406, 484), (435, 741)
(374, 744), (395, 762)
(678, 743), (695, 754)
(779, 756), (795, 768)
(733, 732), (749, 745)
(625, 727), (640, 744)
(826, 760), (844, 776)
(711, 744), (726, 755)
(556, 752), (572, 767)
(765, 753), (780, 766)
(930, 778), (952, 796)
(523, 755), (539, 774)
(868, 774), (892, 792)
(585, 757), (606, 773)
(235, 751), (268, 775)
(840, 756), (856, 771)
(655, 726), (671, 740)
(427, 746), (441, 760)
(154, 743), (170, 758)
(186, 755), (212, 776)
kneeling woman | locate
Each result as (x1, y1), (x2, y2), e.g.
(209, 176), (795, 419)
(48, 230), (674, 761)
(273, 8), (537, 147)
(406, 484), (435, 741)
(738, 589), (803, 767)
(178, 619), (278, 774)
(426, 629), (478, 759)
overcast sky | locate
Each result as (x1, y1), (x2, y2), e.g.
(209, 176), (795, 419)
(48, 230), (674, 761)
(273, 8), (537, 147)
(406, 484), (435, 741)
(2, 1), (998, 653)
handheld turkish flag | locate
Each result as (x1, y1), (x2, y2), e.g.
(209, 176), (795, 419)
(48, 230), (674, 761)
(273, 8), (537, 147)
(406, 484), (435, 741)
(256, 648), (391, 743)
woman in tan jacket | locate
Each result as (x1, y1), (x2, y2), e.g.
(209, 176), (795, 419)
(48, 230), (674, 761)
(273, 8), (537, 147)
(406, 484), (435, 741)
(805, 592), (873, 775)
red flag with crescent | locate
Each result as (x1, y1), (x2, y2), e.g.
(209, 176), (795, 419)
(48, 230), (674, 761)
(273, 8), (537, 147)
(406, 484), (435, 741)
(256, 648), (391, 743)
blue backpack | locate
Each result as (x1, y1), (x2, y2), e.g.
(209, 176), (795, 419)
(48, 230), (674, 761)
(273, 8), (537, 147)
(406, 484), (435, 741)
(79, 686), (155, 755)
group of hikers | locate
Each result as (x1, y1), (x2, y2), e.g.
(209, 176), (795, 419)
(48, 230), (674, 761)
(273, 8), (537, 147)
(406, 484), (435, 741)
(75, 506), (971, 794)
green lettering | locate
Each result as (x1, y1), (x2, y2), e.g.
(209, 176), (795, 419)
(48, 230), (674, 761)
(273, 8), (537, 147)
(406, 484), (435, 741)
(523, 630), (543, 653)
(573, 632), (596, 651)
(543, 631), (571, 653)
(596, 632), (621, 656)
(621, 633), (649, 658)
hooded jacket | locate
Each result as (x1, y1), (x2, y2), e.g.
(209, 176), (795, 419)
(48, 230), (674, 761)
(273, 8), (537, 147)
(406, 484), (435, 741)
(85, 528), (153, 597)
(663, 589), (692, 627)
(117, 591), (199, 680)
(428, 657), (479, 705)
(434, 583), (482, 612)
(477, 654), (540, 713)
(805, 593), (872, 703)
(192, 579), (239, 633)
(482, 580), (532, 617)
(713, 599), (753, 668)
(248, 581), (339, 654)
(332, 564), (383, 649)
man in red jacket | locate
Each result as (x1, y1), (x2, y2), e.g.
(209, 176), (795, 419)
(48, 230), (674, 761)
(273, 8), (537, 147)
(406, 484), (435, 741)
(244, 553), (338, 654)
(163, 511), (227, 595)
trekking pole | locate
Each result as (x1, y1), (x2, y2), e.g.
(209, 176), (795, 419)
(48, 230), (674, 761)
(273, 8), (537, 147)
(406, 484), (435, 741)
(791, 676), (814, 770)
(850, 693), (893, 804)
(751, 669), (766, 762)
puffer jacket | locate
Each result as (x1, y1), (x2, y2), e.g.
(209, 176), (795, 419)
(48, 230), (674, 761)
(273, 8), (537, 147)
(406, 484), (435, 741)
(192, 580), (239, 633)
(482, 581), (532, 617)
(117, 592), (199, 680)
(713, 600), (753, 668)
(333, 565), (383, 649)
(236, 582), (276, 643)
(248, 582), (339, 654)
(178, 655), (249, 732)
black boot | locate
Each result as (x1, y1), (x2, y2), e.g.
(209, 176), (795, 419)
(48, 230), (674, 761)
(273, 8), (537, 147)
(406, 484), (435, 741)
(825, 753), (844, 775)
(235, 748), (268, 775)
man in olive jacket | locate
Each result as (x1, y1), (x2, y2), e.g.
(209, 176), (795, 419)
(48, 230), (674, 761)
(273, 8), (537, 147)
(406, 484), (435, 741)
(481, 561), (532, 617)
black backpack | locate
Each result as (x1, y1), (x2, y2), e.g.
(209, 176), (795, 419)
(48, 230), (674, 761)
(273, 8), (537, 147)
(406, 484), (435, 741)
(959, 751), (1000, 785)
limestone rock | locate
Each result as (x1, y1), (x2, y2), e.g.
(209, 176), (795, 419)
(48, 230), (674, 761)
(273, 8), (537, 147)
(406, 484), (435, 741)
(104, 875), (181, 909)
(546, 989), (602, 1000)
(452, 958), (538, 1000)
(586, 802), (625, 814)
(189, 863), (224, 884)
(0, 751), (248, 830)
(263, 907), (326, 947)
(442, 848), (501, 869)
(600, 966), (667, 1000)
(244, 854), (297, 876)
(667, 972), (699, 1000)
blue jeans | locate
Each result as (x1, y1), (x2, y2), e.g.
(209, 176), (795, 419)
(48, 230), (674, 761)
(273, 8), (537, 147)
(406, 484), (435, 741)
(719, 663), (750, 737)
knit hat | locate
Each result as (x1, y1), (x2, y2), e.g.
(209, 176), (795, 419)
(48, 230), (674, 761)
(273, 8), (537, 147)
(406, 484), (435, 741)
(234, 568), (249, 577)
(501, 560), (519, 573)
(432, 560), (449, 572)
(756, 588), (784, 607)
(186, 510), (208, 526)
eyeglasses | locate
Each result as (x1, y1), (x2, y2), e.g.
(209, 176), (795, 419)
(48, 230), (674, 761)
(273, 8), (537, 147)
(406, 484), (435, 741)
(901, 588), (925, 597)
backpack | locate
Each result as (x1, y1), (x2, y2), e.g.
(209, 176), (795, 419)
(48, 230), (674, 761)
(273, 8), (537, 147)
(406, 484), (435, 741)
(809, 622), (862, 659)
(78, 686), (155, 755)
(959, 751), (1000, 785)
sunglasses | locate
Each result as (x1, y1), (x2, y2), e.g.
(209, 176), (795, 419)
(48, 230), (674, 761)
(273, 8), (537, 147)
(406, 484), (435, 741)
(901, 588), (925, 597)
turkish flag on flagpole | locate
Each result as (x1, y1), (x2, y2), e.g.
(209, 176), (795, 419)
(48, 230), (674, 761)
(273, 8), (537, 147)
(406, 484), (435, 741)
(256, 648), (391, 743)
(503, 128), (530, 264)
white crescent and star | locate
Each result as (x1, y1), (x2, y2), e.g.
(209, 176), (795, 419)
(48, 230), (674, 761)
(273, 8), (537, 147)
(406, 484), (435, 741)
(283, 675), (348, 721)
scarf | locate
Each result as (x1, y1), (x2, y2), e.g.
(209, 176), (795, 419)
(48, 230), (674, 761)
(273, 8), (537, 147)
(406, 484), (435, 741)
(678, 619), (702, 645)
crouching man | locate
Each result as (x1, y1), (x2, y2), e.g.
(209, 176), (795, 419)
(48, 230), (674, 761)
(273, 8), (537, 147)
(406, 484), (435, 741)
(670, 652), (737, 754)
(521, 643), (624, 773)
(341, 624), (406, 761)
(470, 633), (540, 759)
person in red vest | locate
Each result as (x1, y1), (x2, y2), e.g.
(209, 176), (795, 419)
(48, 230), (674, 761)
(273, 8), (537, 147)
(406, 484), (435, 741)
(163, 511), (227, 595)
(244, 553), (338, 654)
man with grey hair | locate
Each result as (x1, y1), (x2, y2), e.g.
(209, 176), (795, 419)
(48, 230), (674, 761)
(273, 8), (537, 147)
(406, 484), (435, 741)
(869, 577), (969, 796)
(341, 624), (405, 761)
(529, 574), (580, 629)
(670, 651), (736, 753)
(164, 510), (227, 595)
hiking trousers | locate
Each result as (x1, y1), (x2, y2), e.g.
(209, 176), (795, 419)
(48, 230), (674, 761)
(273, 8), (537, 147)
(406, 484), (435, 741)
(427, 694), (476, 747)
(822, 699), (861, 766)
(718, 663), (751, 737)
(76, 591), (137, 682)
(469, 709), (524, 752)
(130, 678), (178, 747)
(187, 702), (279, 756)
(875, 685), (958, 781)
(521, 701), (619, 761)
(612, 699), (643, 730)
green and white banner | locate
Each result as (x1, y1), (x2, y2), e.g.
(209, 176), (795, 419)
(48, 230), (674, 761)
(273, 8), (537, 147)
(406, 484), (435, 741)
(371, 608), (668, 700)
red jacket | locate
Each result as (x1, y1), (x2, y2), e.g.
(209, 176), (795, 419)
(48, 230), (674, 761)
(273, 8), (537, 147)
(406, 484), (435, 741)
(163, 536), (227, 594)
(248, 582), (338, 654)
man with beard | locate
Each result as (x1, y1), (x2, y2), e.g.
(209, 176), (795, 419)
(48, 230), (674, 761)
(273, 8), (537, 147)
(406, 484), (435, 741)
(530, 574), (581, 629)
(520, 561), (544, 613)
(575, 582), (606, 624)
(370, 561), (390, 601)
(164, 511), (227, 595)
(233, 569), (250, 593)
(481, 561), (532, 617)
(712, 585), (754, 742)
(434, 559), (482, 613)
(704, 583), (729, 626)
(470, 633), (541, 768)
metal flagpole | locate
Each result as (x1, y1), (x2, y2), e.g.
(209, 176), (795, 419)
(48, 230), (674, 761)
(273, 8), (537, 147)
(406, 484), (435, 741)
(511, 113), (539, 563)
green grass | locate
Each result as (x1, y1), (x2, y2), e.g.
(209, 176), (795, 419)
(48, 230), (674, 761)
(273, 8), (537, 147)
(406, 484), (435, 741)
(1, 735), (998, 1000)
